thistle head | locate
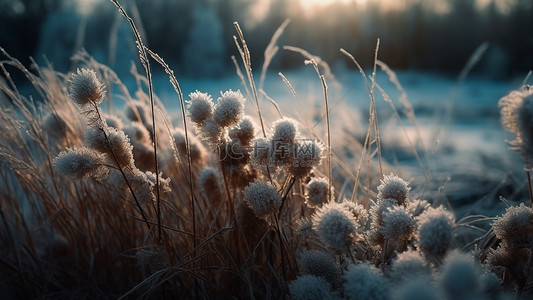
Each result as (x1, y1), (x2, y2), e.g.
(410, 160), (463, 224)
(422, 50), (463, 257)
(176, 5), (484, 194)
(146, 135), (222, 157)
(416, 206), (455, 258)
(68, 68), (105, 107)
(492, 203), (533, 250)
(377, 173), (410, 206)
(187, 91), (214, 124)
(272, 117), (299, 144)
(298, 250), (342, 288)
(305, 177), (334, 207)
(389, 249), (431, 283)
(242, 180), (282, 224)
(228, 116), (257, 146)
(213, 90), (245, 128)
(312, 201), (357, 252)
(438, 250), (482, 300)
(288, 139), (324, 178)
(53, 147), (108, 180)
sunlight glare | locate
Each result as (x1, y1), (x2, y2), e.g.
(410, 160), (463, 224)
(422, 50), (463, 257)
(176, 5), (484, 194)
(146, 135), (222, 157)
(76, 0), (102, 15)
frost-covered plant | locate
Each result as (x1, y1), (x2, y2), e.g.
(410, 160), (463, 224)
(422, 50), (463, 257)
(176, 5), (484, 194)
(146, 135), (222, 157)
(68, 68), (105, 107)
(272, 117), (299, 144)
(242, 180), (282, 224)
(491, 203), (533, 250)
(343, 263), (390, 300)
(342, 200), (369, 229)
(123, 122), (154, 171)
(228, 116), (256, 146)
(416, 206), (455, 259)
(381, 205), (414, 252)
(53, 147), (108, 180)
(388, 249), (431, 283)
(298, 250), (342, 288)
(438, 250), (482, 300)
(289, 275), (340, 300)
(305, 177), (334, 207)
(288, 139), (324, 178)
(499, 85), (533, 169)
(85, 125), (135, 169)
(377, 173), (410, 206)
(392, 278), (441, 300)
(368, 198), (398, 249)
(313, 201), (357, 252)
(486, 203), (533, 291)
(213, 90), (246, 128)
(187, 90), (214, 124)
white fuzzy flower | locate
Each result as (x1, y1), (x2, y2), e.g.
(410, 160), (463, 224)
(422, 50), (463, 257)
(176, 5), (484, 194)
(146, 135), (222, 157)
(213, 90), (245, 128)
(305, 177), (334, 207)
(499, 86), (533, 169)
(377, 173), (410, 206)
(228, 116), (256, 145)
(416, 206), (455, 258)
(299, 250), (342, 288)
(343, 263), (390, 300)
(242, 180), (282, 223)
(381, 205), (414, 243)
(53, 147), (107, 180)
(68, 68), (105, 107)
(272, 117), (299, 143)
(313, 201), (357, 252)
(187, 91), (214, 124)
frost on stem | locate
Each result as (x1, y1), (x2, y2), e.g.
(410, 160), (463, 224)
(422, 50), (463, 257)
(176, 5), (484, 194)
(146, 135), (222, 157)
(416, 206), (455, 259)
(242, 180), (282, 224)
(343, 263), (390, 300)
(213, 89), (245, 128)
(68, 68), (105, 107)
(377, 173), (410, 206)
(289, 275), (340, 300)
(53, 147), (108, 180)
(312, 201), (357, 252)
(499, 86), (533, 169)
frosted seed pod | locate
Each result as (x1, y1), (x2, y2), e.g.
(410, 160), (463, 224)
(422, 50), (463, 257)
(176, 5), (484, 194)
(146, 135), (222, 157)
(377, 173), (410, 206)
(242, 180), (282, 224)
(53, 147), (108, 180)
(68, 68), (105, 107)
(213, 90), (245, 128)
(187, 90), (214, 124)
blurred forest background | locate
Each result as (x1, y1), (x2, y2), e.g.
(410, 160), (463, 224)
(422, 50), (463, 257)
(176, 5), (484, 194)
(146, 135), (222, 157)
(0, 0), (532, 80)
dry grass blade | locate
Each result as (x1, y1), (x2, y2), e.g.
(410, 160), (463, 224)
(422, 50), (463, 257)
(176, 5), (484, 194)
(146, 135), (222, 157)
(259, 18), (291, 92)
(145, 48), (197, 247)
(233, 22), (266, 138)
(110, 0), (162, 243)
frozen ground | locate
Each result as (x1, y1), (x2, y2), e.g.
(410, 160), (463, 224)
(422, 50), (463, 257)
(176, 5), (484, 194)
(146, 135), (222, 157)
(123, 67), (528, 218)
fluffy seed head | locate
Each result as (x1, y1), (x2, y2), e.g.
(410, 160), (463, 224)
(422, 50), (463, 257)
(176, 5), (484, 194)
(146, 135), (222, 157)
(123, 122), (154, 171)
(187, 91), (214, 124)
(242, 180), (282, 223)
(228, 116), (256, 145)
(381, 205), (414, 242)
(86, 126), (135, 168)
(197, 118), (223, 146)
(305, 177), (334, 207)
(101, 113), (123, 129)
(68, 68), (105, 106)
(392, 278), (439, 300)
(213, 90), (245, 128)
(313, 201), (357, 252)
(299, 250), (342, 288)
(272, 117), (299, 144)
(377, 173), (410, 206)
(53, 147), (107, 180)
(438, 251), (481, 300)
(288, 139), (324, 178)
(492, 203), (533, 250)
(416, 206), (455, 258)
(342, 200), (370, 229)
(343, 263), (390, 300)
(389, 249), (431, 283)
(499, 86), (533, 169)
(289, 275), (339, 300)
